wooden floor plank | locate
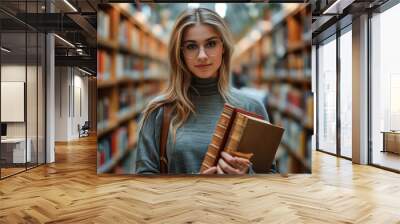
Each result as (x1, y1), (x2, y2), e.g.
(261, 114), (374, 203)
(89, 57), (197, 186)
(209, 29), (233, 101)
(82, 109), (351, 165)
(0, 136), (399, 223)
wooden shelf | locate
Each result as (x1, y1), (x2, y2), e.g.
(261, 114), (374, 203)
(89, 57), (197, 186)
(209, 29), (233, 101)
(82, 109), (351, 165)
(98, 109), (139, 138)
(98, 41), (167, 65)
(97, 139), (138, 173)
(98, 76), (167, 89)
(97, 99), (149, 139)
(118, 108), (140, 125)
(97, 79), (117, 89)
(116, 5), (166, 46)
(268, 100), (302, 120)
(116, 76), (143, 84)
(286, 40), (311, 54)
(97, 37), (118, 50)
(97, 120), (119, 138)
(268, 103), (313, 132)
(119, 46), (166, 64)
(262, 76), (311, 86)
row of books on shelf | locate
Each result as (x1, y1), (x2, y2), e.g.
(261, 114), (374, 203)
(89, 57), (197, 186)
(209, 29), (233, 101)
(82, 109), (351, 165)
(243, 44), (311, 81)
(98, 10), (111, 41)
(276, 144), (311, 173)
(263, 15), (310, 60)
(113, 149), (136, 174)
(97, 121), (138, 173)
(116, 85), (157, 118)
(273, 114), (311, 172)
(266, 84), (313, 128)
(116, 53), (142, 80)
(98, 50), (167, 82)
(265, 48), (311, 77)
(113, 115), (140, 175)
(286, 15), (306, 44)
(119, 19), (163, 59)
(97, 97), (111, 130)
(97, 126), (129, 169)
(98, 7), (166, 60)
(262, 68), (311, 81)
(118, 19), (140, 51)
(118, 86), (133, 115)
(287, 51), (311, 70)
(98, 87), (161, 132)
(98, 50), (112, 81)
(238, 5), (311, 69)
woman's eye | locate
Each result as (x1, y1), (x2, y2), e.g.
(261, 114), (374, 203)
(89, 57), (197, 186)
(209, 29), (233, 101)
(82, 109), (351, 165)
(206, 40), (216, 48)
(186, 44), (198, 50)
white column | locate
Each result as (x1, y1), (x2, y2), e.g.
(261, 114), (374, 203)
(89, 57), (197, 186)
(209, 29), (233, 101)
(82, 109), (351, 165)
(312, 45), (317, 151)
(352, 14), (369, 164)
(46, 32), (55, 163)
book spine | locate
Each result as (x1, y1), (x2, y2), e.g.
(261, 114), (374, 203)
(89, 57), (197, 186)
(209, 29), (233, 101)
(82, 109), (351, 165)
(199, 104), (235, 173)
(224, 113), (247, 154)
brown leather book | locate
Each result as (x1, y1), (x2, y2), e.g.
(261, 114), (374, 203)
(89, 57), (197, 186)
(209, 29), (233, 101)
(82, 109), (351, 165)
(199, 104), (235, 173)
(200, 103), (284, 173)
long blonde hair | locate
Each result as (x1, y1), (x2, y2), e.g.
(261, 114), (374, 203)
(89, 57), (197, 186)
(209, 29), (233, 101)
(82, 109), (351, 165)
(138, 7), (235, 142)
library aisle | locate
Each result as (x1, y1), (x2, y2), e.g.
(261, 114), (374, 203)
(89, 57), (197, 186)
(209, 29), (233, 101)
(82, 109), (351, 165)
(97, 3), (312, 174)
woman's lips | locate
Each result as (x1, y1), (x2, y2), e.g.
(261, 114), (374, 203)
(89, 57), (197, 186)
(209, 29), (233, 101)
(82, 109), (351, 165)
(195, 64), (212, 68)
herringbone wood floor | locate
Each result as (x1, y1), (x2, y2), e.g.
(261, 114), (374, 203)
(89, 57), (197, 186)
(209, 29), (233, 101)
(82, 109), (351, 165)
(0, 136), (399, 223)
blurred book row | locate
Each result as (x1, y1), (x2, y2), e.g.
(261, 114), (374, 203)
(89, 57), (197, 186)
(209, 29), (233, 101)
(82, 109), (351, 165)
(233, 4), (312, 173)
(97, 4), (168, 174)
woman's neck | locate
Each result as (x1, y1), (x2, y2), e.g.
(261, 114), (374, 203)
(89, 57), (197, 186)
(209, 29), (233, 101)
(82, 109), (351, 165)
(190, 75), (220, 96)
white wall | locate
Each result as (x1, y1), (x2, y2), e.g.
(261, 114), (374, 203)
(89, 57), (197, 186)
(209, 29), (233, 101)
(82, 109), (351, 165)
(55, 67), (69, 141)
(1, 64), (45, 164)
(54, 67), (89, 141)
(1, 65), (35, 137)
(1, 66), (26, 139)
(311, 45), (316, 151)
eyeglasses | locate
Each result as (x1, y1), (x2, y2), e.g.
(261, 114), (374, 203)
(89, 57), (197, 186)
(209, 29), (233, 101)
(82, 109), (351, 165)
(181, 38), (223, 59)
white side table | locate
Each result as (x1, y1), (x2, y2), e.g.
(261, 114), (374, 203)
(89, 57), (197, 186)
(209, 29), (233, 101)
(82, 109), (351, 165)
(1, 138), (32, 163)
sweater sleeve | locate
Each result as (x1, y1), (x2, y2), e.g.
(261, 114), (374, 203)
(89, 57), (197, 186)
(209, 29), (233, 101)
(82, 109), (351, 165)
(135, 107), (163, 174)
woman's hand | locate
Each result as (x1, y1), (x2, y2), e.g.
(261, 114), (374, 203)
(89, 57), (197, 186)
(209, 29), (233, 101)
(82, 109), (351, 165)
(217, 151), (251, 174)
(201, 166), (217, 174)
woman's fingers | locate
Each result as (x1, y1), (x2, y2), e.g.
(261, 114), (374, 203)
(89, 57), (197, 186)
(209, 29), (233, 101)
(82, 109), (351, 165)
(220, 151), (250, 173)
(235, 156), (251, 167)
(201, 166), (217, 174)
(218, 157), (240, 174)
(217, 164), (225, 174)
(220, 152), (235, 166)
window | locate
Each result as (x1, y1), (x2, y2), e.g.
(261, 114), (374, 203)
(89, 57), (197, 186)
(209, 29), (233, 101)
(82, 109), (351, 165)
(371, 2), (400, 171)
(317, 35), (337, 154)
(339, 27), (352, 158)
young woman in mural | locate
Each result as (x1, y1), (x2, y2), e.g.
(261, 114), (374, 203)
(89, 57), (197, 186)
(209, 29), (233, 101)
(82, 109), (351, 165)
(135, 8), (271, 174)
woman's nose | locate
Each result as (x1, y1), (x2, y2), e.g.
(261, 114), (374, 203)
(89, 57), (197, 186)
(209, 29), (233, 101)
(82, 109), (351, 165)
(197, 46), (208, 60)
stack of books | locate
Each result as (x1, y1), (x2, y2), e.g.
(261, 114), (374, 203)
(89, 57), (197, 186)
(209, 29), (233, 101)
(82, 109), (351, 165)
(200, 104), (284, 173)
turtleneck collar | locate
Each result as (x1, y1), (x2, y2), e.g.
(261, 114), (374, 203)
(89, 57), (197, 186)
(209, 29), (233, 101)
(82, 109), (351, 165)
(190, 75), (220, 96)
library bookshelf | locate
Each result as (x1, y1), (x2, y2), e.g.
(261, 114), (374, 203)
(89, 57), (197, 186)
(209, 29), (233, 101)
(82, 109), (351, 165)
(97, 3), (168, 174)
(233, 4), (312, 173)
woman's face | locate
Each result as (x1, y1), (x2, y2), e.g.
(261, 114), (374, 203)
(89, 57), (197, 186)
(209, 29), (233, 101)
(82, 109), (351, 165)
(181, 24), (224, 79)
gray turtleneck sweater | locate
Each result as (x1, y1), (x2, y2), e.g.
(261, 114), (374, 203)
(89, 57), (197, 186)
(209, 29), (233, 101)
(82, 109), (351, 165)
(135, 76), (271, 174)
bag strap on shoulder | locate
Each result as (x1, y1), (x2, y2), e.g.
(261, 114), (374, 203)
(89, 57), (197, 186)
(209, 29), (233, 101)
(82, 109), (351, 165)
(160, 104), (172, 174)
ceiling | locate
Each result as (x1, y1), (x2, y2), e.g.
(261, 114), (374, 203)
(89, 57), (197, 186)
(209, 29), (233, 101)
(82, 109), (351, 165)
(0, 0), (100, 73)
